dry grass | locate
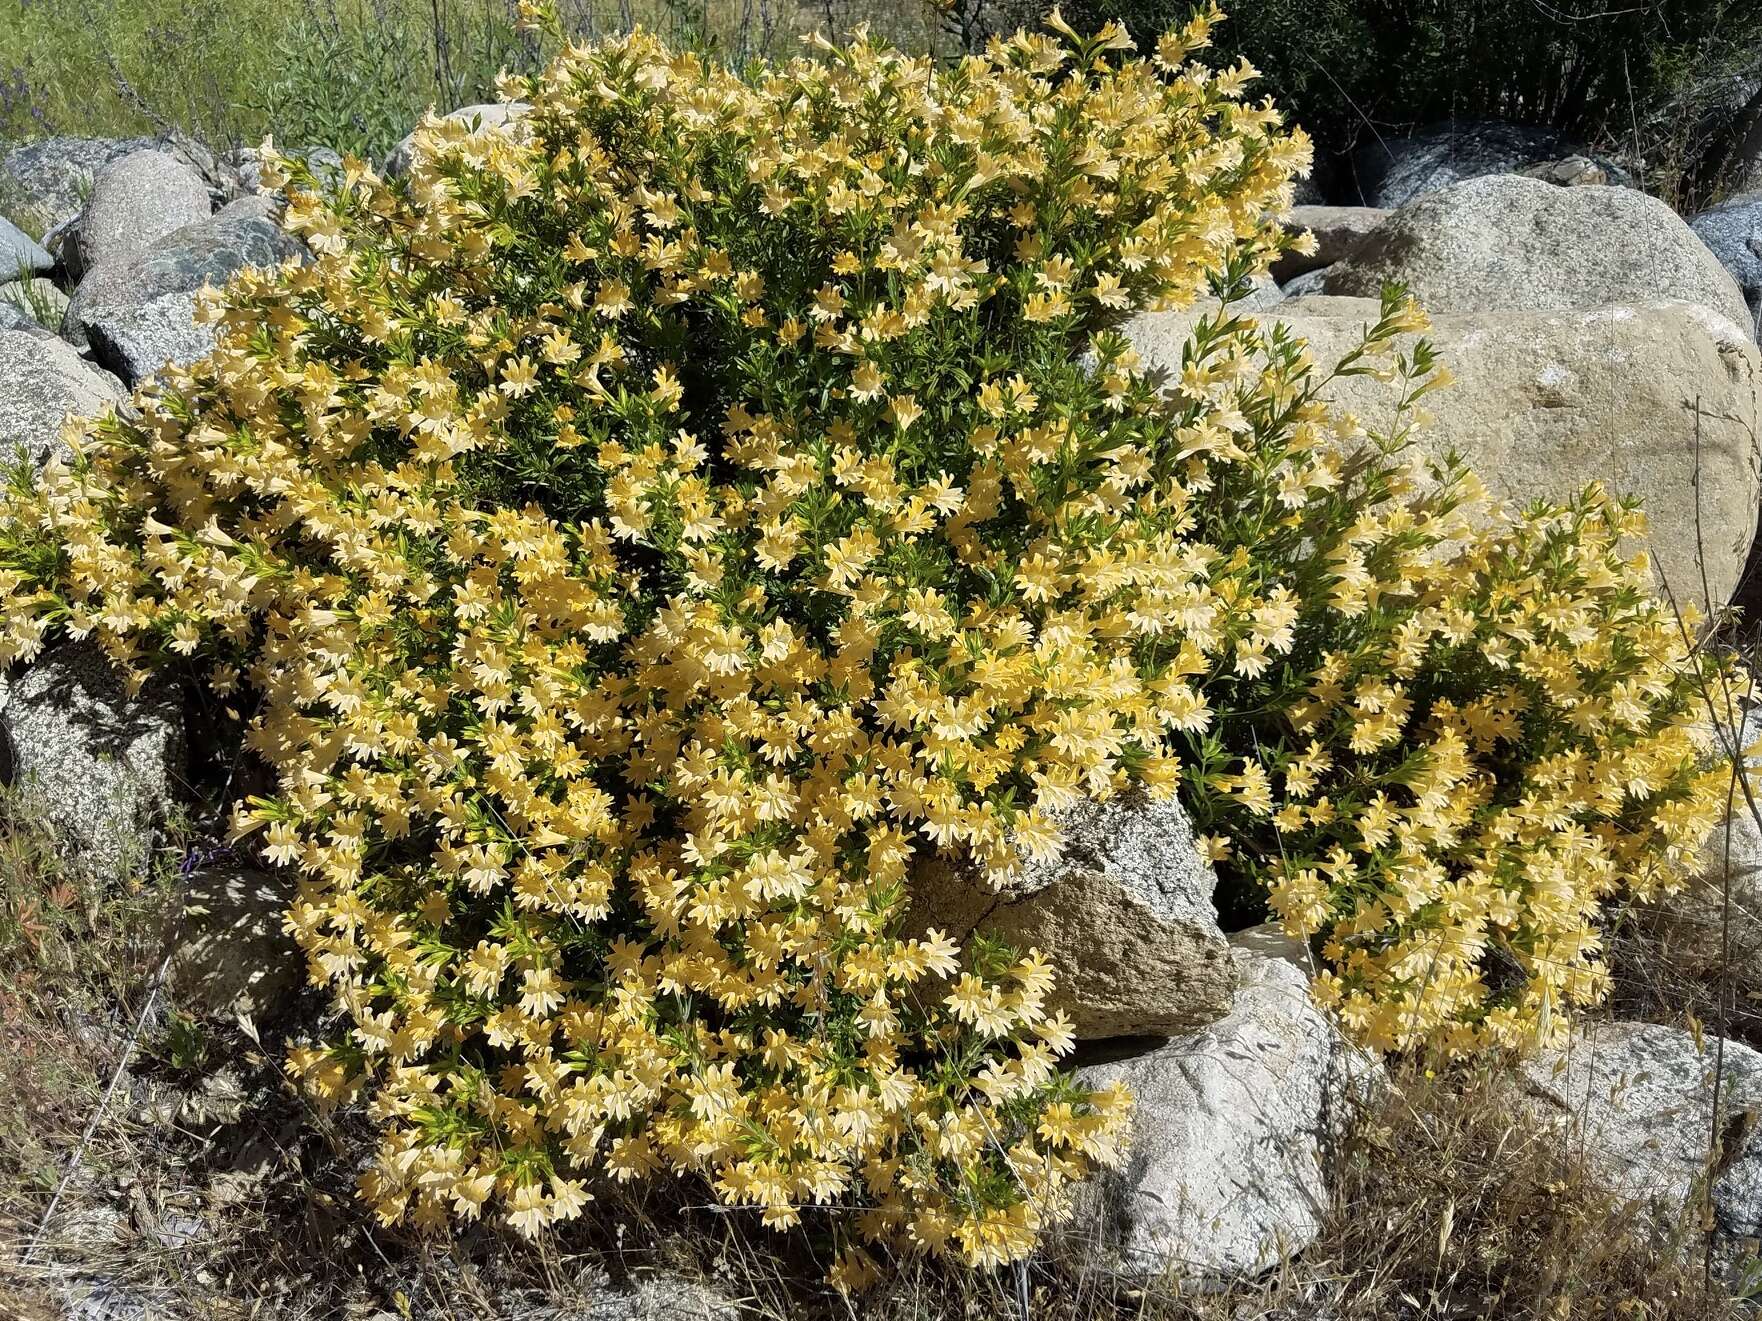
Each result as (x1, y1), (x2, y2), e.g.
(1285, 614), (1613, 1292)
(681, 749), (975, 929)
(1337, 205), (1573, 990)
(0, 877), (1752, 1321)
(1289, 1065), (1738, 1320)
(1609, 878), (1762, 1054)
(824, 1062), (1746, 1321)
(0, 756), (1757, 1318)
(0, 796), (178, 1237)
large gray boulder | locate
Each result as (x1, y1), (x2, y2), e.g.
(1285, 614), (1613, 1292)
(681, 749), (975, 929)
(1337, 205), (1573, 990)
(0, 327), (129, 466)
(1523, 1021), (1762, 1252)
(1127, 297), (1762, 613)
(0, 136), (155, 234)
(0, 216), (52, 279)
(1350, 122), (1622, 209)
(911, 791), (1235, 1040)
(62, 196), (308, 386)
(1273, 205), (1389, 282)
(1073, 945), (1376, 1281)
(1325, 176), (1752, 337)
(1691, 193), (1762, 340)
(74, 148), (212, 279)
(382, 101), (533, 179)
(1324, 175), (1754, 338)
(0, 642), (183, 880)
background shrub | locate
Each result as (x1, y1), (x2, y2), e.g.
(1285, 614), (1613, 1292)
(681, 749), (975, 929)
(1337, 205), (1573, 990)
(0, 0), (848, 161)
(7, 0), (1756, 210)
(1047, 0), (1762, 203)
(251, 2), (537, 161)
(0, 0), (532, 157)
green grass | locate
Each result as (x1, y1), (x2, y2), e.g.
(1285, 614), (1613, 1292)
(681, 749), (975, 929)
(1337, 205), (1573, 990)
(0, 0), (948, 162)
(1, 268), (62, 328)
(0, 0), (529, 157)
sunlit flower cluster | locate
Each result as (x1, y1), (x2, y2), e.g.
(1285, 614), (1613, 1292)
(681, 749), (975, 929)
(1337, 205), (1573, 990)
(0, 2), (1732, 1280)
(1189, 453), (1736, 1055)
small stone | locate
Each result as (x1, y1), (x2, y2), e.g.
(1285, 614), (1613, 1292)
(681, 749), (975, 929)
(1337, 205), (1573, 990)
(1222, 271), (1284, 311)
(0, 276), (70, 328)
(0, 215), (52, 278)
(149, 1213), (206, 1249)
(0, 293), (41, 334)
(55, 1276), (153, 1321)
(1227, 922), (1315, 971)
(1517, 155), (1611, 187)
(1278, 266), (1331, 299)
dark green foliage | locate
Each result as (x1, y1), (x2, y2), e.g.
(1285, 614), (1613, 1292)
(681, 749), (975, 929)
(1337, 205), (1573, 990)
(252, 4), (540, 161)
(1053, 0), (1762, 202)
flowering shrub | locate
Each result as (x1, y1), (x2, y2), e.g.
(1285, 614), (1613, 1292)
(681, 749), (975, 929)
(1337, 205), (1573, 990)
(1180, 441), (1735, 1053)
(0, 1), (1734, 1280)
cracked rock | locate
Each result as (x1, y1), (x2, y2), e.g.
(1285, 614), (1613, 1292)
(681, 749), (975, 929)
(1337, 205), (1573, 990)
(910, 790), (1234, 1040)
(1072, 945), (1379, 1281)
(62, 195), (308, 385)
